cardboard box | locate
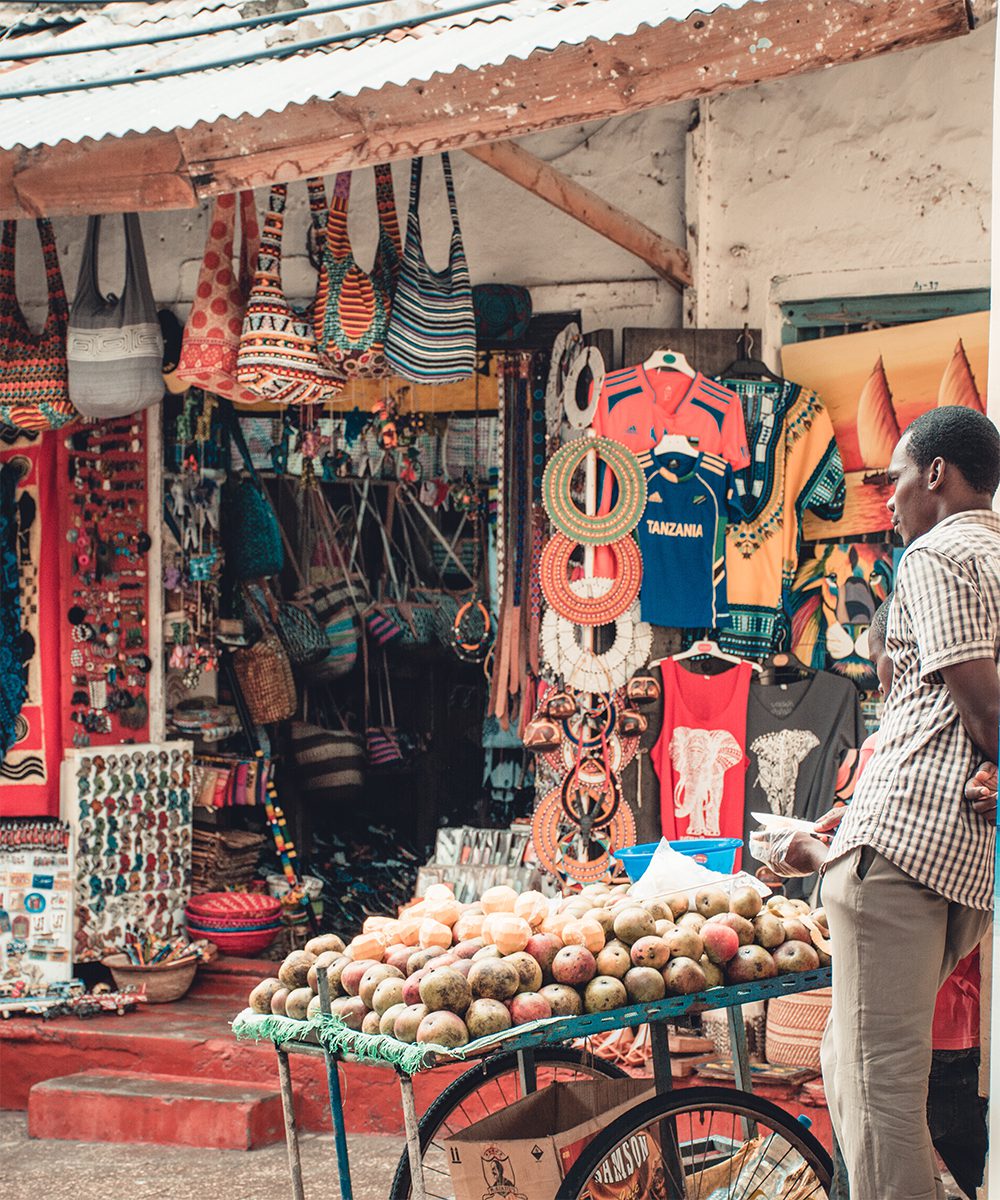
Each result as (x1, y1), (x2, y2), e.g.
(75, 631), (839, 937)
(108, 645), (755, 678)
(444, 1078), (669, 1200)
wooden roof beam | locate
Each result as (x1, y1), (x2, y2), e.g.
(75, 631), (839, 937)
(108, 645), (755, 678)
(465, 139), (691, 290)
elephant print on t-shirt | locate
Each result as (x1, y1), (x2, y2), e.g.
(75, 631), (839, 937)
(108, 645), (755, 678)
(669, 727), (744, 836)
(751, 729), (820, 817)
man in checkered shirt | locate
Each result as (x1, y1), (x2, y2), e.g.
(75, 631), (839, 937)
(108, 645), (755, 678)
(820, 406), (1000, 1200)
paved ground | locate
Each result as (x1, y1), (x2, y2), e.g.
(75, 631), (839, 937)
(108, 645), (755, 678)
(1, 1112), (403, 1199)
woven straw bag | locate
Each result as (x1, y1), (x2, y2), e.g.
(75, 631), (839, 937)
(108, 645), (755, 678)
(0, 218), (76, 432)
(176, 192), (263, 403)
(765, 987), (833, 1069)
(236, 180), (342, 405)
(232, 589), (297, 725)
(384, 154), (476, 384)
(289, 715), (364, 803)
(314, 165), (401, 379)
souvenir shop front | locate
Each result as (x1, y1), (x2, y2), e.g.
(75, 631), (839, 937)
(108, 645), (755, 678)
(0, 0), (991, 1162)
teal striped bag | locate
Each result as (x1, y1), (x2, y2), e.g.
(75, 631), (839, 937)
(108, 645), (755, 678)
(384, 154), (476, 384)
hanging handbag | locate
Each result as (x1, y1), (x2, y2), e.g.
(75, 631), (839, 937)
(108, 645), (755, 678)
(0, 218), (76, 432)
(236, 179), (342, 405)
(66, 213), (164, 418)
(258, 582), (329, 670)
(176, 191), (263, 403)
(232, 590), (297, 726)
(364, 636), (405, 767)
(292, 483), (362, 679)
(473, 284), (532, 345)
(314, 165), (402, 379)
(289, 696), (364, 802)
(223, 402), (284, 580)
(384, 154), (476, 384)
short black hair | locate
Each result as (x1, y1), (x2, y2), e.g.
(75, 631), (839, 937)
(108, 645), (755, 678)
(904, 407), (1000, 496)
(868, 595), (893, 653)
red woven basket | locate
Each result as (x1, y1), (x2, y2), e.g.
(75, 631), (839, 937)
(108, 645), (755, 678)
(186, 892), (282, 921)
(190, 925), (281, 956)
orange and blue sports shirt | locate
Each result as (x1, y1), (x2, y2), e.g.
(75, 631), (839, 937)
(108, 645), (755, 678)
(636, 449), (745, 628)
(591, 365), (750, 470)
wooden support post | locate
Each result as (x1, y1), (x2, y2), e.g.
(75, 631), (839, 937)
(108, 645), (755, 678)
(465, 140), (691, 290)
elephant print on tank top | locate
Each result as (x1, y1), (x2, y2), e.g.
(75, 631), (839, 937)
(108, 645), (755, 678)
(668, 727), (744, 837)
(750, 729), (820, 817)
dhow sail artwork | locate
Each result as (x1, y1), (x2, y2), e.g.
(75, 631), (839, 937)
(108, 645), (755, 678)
(856, 356), (899, 468)
(937, 338), (984, 412)
(857, 339), (985, 468)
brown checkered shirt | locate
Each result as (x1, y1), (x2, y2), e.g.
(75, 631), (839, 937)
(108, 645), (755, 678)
(828, 510), (1000, 909)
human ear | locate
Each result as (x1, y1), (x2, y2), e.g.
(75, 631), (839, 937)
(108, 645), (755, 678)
(927, 456), (946, 491)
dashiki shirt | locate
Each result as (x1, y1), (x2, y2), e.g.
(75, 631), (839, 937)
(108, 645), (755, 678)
(719, 380), (845, 657)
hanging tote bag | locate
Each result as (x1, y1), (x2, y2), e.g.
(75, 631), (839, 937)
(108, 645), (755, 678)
(232, 587), (297, 726)
(314, 165), (402, 380)
(289, 694), (364, 803)
(175, 192), (263, 403)
(222, 401), (284, 580)
(66, 213), (164, 418)
(236, 180), (342, 406)
(0, 218), (76, 432)
(384, 154), (476, 384)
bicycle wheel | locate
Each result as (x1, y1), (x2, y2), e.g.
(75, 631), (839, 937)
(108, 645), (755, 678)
(389, 1046), (628, 1199)
(557, 1084), (833, 1200)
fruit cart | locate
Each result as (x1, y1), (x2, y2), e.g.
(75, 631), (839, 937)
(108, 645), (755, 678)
(233, 963), (834, 1200)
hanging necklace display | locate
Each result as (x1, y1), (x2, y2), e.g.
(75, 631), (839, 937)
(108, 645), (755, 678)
(531, 783), (635, 884)
(545, 321), (581, 442)
(539, 531), (642, 624)
(561, 344), (605, 430)
(542, 437), (646, 545)
(541, 586), (651, 693)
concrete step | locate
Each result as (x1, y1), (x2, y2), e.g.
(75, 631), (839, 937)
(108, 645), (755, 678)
(28, 1070), (284, 1150)
(188, 955), (276, 1003)
(1, 992), (465, 1136)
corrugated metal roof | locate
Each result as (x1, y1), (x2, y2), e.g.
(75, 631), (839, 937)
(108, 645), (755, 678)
(0, 0), (756, 150)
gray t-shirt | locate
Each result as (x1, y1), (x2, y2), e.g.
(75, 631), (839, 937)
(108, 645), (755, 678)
(742, 670), (865, 898)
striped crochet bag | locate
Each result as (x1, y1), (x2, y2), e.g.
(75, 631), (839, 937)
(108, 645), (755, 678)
(0, 218), (76, 432)
(314, 165), (402, 379)
(236, 180), (342, 406)
(384, 154), (476, 384)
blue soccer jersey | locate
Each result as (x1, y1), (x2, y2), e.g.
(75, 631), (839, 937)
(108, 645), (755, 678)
(636, 449), (744, 629)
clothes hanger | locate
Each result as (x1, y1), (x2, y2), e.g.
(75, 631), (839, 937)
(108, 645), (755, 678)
(718, 326), (785, 384)
(653, 432), (699, 458)
(650, 638), (762, 672)
(643, 347), (696, 378)
(758, 649), (815, 686)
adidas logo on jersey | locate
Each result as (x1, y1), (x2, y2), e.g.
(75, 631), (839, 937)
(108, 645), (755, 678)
(646, 519), (704, 538)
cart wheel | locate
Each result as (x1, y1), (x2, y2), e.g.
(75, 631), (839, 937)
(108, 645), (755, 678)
(388, 1046), (627, 1199)
(555, 1084), (833, 1199)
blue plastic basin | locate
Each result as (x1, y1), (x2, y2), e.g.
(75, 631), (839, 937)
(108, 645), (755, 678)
(614, 837), (743, 882)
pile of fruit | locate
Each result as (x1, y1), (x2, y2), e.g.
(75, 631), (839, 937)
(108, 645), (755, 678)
(246, 882), (831, 1050)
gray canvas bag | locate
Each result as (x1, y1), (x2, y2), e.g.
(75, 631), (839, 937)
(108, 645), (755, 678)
(67, 213), (164, 417)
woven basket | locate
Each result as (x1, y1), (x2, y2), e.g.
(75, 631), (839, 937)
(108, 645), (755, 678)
(765, 986), (833, 1069)
(186, 892), (282, 920)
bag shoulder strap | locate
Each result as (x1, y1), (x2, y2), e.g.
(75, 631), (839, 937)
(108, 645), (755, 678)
(238, 191), (260, 298)
(324, 172), (352, 263)
(440, 153), (461, 232)
(121, 212), (156, 317)
(374, 164), (402, 263)
(75, 216), (103, 306)
(225, 399), (266, 488)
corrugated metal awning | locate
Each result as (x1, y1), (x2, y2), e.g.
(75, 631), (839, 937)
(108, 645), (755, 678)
(0, 0), (973, 217)
(0, 0), (758, 150)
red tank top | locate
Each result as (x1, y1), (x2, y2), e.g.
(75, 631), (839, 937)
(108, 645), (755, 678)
(652, 659), (752, 841)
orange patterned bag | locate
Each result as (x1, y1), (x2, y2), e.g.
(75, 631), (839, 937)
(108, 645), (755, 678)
(176, 191), (263, 403)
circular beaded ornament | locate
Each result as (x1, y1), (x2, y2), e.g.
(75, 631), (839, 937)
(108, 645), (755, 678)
(542, 437), (646, 545)
(540, 585), (652, 694)
(539, 532), (642, 625)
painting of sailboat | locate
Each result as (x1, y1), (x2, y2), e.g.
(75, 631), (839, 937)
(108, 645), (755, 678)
(782, 310), (989, 537)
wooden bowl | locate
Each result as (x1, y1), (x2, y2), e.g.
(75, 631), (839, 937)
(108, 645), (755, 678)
(102, 954), (198, 1003)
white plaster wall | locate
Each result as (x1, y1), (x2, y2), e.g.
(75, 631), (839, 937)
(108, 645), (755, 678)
(686, 23), (994, 360)
(11, 105), (687, 349)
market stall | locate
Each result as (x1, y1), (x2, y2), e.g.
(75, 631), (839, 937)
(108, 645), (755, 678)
(0, 0), (993, 1196)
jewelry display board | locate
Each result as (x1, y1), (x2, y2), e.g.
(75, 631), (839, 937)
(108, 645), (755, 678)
(61, 741), (192, 962)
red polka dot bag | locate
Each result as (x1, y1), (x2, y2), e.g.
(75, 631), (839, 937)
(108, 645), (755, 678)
(176, 191), (265, 404)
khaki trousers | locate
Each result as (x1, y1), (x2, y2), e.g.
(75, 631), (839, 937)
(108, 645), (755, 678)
(820, 847), (990, 1200)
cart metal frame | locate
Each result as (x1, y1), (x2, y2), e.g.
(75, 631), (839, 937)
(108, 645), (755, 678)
(249, 966), (832, 1200)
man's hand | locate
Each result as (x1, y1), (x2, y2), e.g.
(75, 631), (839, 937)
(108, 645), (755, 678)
(813, 806), (847, 838)
(782, 832), (830, 875)
(965, 761), (998, 823)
